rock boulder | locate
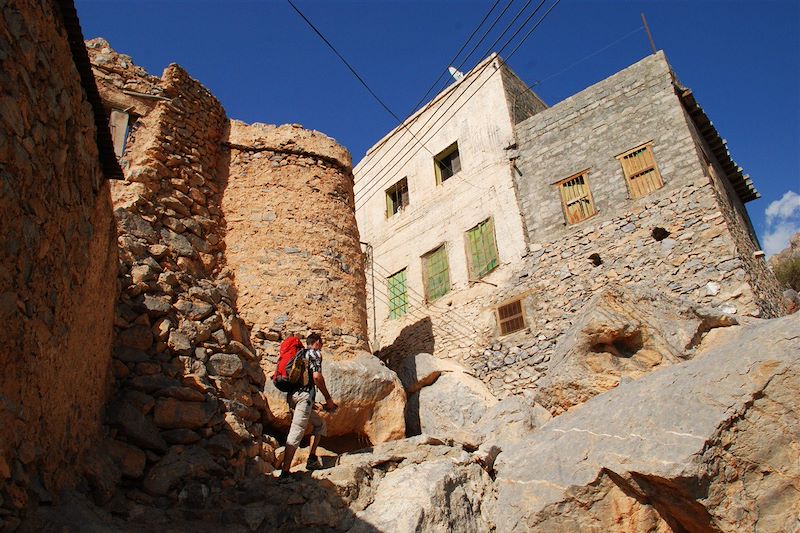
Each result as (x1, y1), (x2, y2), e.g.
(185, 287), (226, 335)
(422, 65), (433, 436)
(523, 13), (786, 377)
(491, 313), (800, 532)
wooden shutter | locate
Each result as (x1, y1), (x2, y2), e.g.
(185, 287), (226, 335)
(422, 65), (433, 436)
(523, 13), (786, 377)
(498, 299), (525, 335)
(618, 143), (663, 198)
(387, 269), (408, 319)
(467, 218), (499, 278)
(109, 110), (129, 157)
(423, 245), (450, 302)
(558, 171), (596, 224)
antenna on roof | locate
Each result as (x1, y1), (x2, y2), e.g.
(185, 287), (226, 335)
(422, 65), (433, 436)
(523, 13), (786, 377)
(448, 66), (465, 81)
(641, 13), (658, 54)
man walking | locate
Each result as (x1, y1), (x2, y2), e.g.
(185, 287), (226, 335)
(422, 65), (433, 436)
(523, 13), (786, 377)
(281, 332), (337, 476)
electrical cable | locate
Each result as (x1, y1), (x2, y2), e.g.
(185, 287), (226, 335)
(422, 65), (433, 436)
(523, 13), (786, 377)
(406, 0), (505, 116)
(354, 0), (561, 209)
(355, 0), (507, 189)
(287, 0), (436, 161)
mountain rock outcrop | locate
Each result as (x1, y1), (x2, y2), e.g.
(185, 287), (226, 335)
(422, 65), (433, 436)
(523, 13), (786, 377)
(533, 284), (739, 414)
(492, 312), (799, 532)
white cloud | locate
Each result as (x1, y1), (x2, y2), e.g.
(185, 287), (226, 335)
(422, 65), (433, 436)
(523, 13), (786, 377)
(765, 190), (800, 224)
(763, 221), (800, 257)
(763, 190), (800, 256)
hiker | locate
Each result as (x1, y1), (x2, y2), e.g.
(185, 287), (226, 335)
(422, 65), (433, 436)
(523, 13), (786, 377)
(281, 332), (337, 475)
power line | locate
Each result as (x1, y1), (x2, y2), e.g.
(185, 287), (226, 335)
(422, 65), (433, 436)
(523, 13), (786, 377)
(287, 0), (400, 124)
(354, 0), (561, 210)
(406, 0), (505, 116)
(356, 0), (537, 191)
(370, 259), (481, 338)
(530, 26), (644, 88)
(446, 0), (517, 89)
(287, 0), (437, 162)
(355, 0), (512, 185)
(368, 282), (476, 351)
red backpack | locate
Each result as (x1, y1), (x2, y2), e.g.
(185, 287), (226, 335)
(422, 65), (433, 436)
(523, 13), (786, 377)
(272, 337), (307, 392)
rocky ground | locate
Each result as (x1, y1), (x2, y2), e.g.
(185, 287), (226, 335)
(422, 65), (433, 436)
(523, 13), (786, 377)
(18, 288), (799, 532)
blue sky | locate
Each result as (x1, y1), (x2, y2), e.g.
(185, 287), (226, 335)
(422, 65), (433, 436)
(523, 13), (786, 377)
(75, 0), (800, 254)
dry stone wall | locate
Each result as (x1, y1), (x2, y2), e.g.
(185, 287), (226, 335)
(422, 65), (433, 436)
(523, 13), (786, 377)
(0, 1), (117, 522)
(223, 120), (369, 361)
(88, 42), (285, 505)
(78, 40), (372, 508)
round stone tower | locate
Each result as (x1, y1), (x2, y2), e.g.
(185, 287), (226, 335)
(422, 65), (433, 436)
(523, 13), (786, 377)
(222, 121), (368, 359)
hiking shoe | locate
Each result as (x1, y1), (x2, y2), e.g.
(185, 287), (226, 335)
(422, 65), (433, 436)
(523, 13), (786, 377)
(306, 455), (323, 471)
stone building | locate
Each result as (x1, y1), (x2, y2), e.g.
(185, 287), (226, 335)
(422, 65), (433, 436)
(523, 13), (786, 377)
(355, 54), (547, 356)
(0, 0), (120, 521)
(354, 51), (785, 397)
(2, 1), (372, 517)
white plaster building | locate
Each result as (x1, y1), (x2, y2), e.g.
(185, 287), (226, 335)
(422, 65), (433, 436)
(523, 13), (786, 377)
(353, 54), (546, 354)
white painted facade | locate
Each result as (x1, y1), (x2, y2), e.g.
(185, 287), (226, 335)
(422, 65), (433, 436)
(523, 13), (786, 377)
(354, 54), (545, 351)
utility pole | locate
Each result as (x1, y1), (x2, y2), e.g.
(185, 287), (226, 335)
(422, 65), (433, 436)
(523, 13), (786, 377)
(641, 13), (657, 54)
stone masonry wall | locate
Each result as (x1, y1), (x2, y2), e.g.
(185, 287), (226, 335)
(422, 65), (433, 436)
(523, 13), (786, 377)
(88, 43), (283, 506)
(682, 103), (785, 317)
(0, 1), (117, 522)
(81, 41), (373, 508)
(223, 121), (369, 361)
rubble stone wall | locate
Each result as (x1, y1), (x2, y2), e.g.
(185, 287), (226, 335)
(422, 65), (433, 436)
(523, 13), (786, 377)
(223, 121), (369, 360)
(89, 43), (282, 504)
(682, 109), (785, 317)
(0, 0), (117, 515)
(81, 40), (373, 506)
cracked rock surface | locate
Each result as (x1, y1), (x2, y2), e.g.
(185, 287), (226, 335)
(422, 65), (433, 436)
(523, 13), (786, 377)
(493, 312), (800, 532)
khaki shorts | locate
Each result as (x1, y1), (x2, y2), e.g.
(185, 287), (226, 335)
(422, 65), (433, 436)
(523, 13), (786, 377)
(286, 390), (326, 448)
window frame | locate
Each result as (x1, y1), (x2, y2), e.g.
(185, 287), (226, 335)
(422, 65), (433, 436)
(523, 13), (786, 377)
(555, 169), (597, 225)
(386, 268), (409, 319)
(616, 141), (664, 199)
(385, 177), (410, 218)
(434, 142), (461, 185)
(465, 217), (499, 280)
(109, 109), (130, 158)
(496, 298), (526, 336)
(422, 244), (450, 303)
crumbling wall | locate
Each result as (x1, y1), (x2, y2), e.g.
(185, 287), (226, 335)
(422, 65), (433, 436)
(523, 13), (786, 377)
(88, 43), (281, 504)
(223, 121), (369, 360)
(0, 0), (117, 520)
(82, 40), (373, 508)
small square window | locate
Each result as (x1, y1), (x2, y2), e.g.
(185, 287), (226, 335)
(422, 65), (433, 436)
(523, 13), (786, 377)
(497, 299), (525, 335)
(557, 171), (596, 224)
(385, 178), (409, 217)
(422, 245), (450, 302)
(434, 142), (461, 184)
(387, 269), (408, 319)
(466, 217), (499, 279)
(617, 142), (663, 198)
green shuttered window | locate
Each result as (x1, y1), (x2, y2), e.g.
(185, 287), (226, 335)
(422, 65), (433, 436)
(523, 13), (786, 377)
(423, 245), (450, 302)
(466, 218), (498, 279)
(387, 269), (408, 319)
